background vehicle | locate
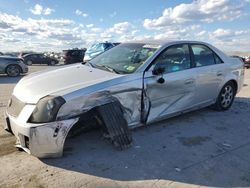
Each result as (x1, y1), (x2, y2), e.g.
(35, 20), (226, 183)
(231, 55), (245, 63)
(231, 55), (250, 69)
(0, 56), (28, 76)
(63, 48), (86, 64)
(245, 57), (250, 69)
(84, 42), (120, 61)
(23, 53), (59, 66)
(3, 53), (17, 57)
(18, 52), (33, 58)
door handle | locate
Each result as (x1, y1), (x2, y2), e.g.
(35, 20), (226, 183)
(217, 71), (223, 76)
(185, 79), (194, 85)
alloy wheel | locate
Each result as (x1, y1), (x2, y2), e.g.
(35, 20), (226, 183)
(220, 85), (234, 108)
(6, 65), (20, 77)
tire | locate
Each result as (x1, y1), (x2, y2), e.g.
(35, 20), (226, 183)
(6, 65), (21, 77)
(26, 60), (32, 65)
(212, 81), (236, 111)
(50, 61), (56, 66)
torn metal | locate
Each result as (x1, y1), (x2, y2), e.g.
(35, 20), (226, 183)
(96, 101), (133, 150)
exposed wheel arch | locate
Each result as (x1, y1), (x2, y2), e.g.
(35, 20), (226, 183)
(228, 79), (238, 93)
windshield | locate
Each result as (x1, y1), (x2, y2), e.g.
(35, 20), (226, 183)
(86, 43), (104, 54)
(89, 43), (159, 74)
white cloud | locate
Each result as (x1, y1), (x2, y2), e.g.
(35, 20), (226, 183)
(143, 0), (243, 30)
(91, 27), (102, 32)
(212, 28), (233, 38)
(110, 11), (117, 18)
(44, 8), (54, 15)
(30, 4), (43, 15)
(197, 30), (206, 37)
(0, 4), (250, 53)
(86, 24), (94, 28)
(30, 4), (54, 16)
(75, 9), (88, 17)
(107, 22), (132, 34)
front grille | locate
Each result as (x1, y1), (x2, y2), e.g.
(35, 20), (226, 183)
(7, 95), (26, 117)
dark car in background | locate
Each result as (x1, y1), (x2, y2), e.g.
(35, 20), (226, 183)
(0, 56), (28, 76)
(84, 42), (120, 61)
(63, 48), (86, 64)
(245, 57), (250, 69)
(23, 53), (59, 66)
(231, 55), (250, 69)
(18, 52), (33, 58)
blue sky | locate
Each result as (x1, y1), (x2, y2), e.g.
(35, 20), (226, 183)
(0, 0), (249, 52)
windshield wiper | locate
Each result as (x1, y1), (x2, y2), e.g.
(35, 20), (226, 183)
(85, 61), (94, 67)
(95, 64), (121, 74)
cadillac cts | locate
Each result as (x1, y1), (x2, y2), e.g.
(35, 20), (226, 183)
(3, 41), (244, 158)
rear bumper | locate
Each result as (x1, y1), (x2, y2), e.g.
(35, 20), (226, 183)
(2, 111), (78, 158)
(245, 63), (250, 68)
(20, 65), (28, 73)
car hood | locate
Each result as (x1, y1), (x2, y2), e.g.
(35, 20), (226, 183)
(13, 64), (122, 104)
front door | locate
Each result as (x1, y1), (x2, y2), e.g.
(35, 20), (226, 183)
(143, 44), (196, 124)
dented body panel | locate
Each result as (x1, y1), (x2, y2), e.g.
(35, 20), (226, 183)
(3, 41), (244, 158)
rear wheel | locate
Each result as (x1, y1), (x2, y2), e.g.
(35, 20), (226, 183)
(6, 65), (21, 77)
(212, 81), (236, 111)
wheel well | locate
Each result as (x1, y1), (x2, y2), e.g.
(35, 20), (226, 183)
(5, 64), (21, 73)
(228, 80), (238, 93)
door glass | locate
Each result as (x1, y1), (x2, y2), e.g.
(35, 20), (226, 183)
(152, 44), (191, 73)
(214, 54), (223, 64)
(191, 44), (216, 67)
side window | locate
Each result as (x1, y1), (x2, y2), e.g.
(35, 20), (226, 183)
(152, 44), (191, 74)
(191, 45), (216, 67)
(39, 54), (45, 58)
(214, 54), (223, 64)
(104, 43), (112, 50)
(72, 51), (79, 56)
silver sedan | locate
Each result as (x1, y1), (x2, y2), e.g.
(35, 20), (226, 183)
(0, 56), (28, 76)
(3, 41), (244, 157)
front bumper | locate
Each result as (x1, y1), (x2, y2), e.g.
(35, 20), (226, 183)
(3, 111), (78, 158)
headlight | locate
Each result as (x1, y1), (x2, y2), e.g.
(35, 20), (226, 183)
(28, 96), (66, 123)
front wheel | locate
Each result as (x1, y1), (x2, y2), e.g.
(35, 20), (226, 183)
(212, 82), (236, 111)
(6, 65), (21, 77)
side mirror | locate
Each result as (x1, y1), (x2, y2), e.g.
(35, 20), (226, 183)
(152, 66), (165, 75)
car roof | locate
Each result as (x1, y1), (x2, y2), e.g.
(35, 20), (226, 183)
(23, 53), (43, 57)
(123, 40), (213, 46)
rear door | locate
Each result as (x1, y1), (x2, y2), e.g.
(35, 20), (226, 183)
(38, 54), (47, 64)
(34, 54), (42, 64)
(144, 44), (197, 123)
(190, 44), (225, 105)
